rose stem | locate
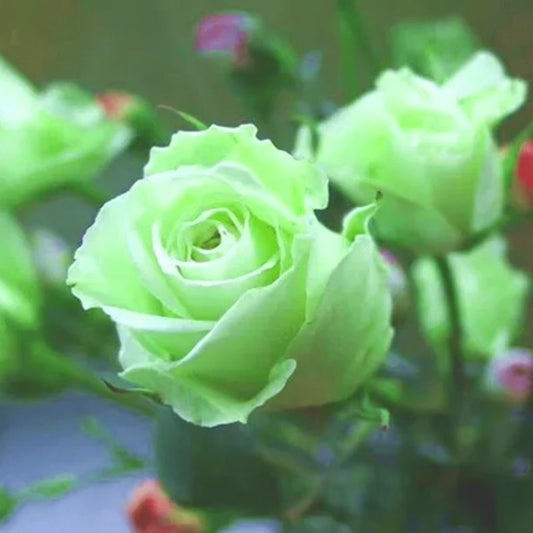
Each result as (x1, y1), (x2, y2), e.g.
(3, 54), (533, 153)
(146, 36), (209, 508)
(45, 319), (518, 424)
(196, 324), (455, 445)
(435, 255), (466, 459)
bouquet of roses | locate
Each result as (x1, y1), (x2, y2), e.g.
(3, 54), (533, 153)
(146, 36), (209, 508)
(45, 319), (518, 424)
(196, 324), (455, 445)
(2, 5), (533, 533)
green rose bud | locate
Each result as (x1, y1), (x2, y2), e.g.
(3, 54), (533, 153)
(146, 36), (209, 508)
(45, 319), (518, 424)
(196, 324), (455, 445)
(294, 52), (526, 253)
(0, 55), (132, 207)
(413, 237), (529, 363)
(68, 124), (392, 427)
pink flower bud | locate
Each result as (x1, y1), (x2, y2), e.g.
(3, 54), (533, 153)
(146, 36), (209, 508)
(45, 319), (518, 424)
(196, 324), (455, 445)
(195, 13), (253, 66)
(126, 480), (204, 533)
(514, 139), (533, 204)
(96, 91), (135, 121)
(486, 348), (533, 404)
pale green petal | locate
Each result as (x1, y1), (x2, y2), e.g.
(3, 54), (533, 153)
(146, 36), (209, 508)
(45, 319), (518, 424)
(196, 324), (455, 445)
(342, 203), (378, 241)
(40, 83), (106, 127)
(411, 259), (449, 351)
(157, 252), (280, 320)
(118, 238), (311, 425)
(0, 77), (131, 208)
(271, 235), (392, 408)
(170, 216), (277, 281)
(146, 124), (328, 213)
(67, 192), (161, 315)
(443, 51), (527, 126)
(294, 93), (434, 207)
(0, 212), (40, 327)
(121, 329), (296, 427)
(373, 196), (462, 254)
(111, 312), (214, 363)
(452, 238), (529, 355)
(0, 55), (37, 126)
(304, 223), (349, 319)
(0, 112), (130, 207)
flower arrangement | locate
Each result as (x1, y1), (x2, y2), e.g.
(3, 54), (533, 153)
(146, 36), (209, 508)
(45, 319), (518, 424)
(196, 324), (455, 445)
(1, 4), (533, 532)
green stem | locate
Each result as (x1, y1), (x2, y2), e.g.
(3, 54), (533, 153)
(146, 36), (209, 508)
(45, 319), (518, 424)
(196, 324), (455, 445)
(336, 0), (381, 98)
(435, 256), (465, 458)
(35, 345), (156, 417)
(461, 209), (533, 251)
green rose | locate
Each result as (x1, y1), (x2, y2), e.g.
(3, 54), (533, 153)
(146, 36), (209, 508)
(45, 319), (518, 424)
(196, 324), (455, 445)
(294, 52), (526, 253)
(0, 55), (132, 207)
(68, 124), (392, 426)
(413, 237), (529, 364)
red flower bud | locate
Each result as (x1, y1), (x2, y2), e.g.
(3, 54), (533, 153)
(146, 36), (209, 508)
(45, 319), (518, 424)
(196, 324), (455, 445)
(96, 91), (135, 121)
(126, 480), (204, 533)
(195, 13), (253, 66)
(514, 139), (533, 204)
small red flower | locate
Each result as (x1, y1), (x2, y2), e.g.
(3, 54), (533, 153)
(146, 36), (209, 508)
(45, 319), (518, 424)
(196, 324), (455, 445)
(515, 139), (533, 203)
(126, 480), (204, 533)
(195, 13), (252, 66)
(127, 480), (173, 533)
(96, 91), (134, 120)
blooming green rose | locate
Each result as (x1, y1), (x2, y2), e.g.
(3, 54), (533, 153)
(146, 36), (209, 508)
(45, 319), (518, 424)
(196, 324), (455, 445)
(0, 55), (132, 207)
(413, 237), (529, 364)
(294, 52), (526, 253)
(68, 124), (393, 426)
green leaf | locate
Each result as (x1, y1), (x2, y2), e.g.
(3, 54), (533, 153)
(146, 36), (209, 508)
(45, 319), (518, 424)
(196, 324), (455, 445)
(81, 417), (146, 471)
(157, 106), (207, 131)
(390, 17), (479, 83)
(18, 475), (76, 501)
(0, 485), (16, 523)
(155, 407), (281, 513)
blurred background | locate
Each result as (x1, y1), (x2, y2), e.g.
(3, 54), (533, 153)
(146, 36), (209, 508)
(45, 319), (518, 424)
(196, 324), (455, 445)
(1, 1), (533, 531)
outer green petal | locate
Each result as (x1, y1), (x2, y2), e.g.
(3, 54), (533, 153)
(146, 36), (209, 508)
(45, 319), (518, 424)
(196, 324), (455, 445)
(294, 93), (433, 207)
(271, 235), (393, 408)
(0, 212), (40, 327)
(443, 51), (527, 126)
(0, 54), (37, 126)
(411, 259), (449, 354)
(374, 196), (462, 254)
(0, 115), (130, 207)
(0, 77), (131, 208)
(67, 192), (161, 315)
(118, 237), (311, 426)
(452, 238), (529, 355)
(121, 329), (296, 427)
(146, 124), (328, 213)
(111, 311), (214, 363)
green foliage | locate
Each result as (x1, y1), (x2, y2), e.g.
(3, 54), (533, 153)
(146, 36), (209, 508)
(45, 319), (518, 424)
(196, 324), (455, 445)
(390, 17), (480, 83)
(155, 407), (281, 513)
